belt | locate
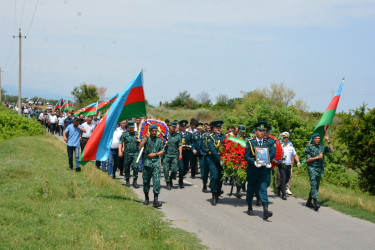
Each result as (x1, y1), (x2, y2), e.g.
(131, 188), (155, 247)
(82, 137), (90, 139)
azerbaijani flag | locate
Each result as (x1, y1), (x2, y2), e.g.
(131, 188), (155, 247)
(53, 100), (61, 111)
(79, 71), (146, 165)
(68, 103), (74, 111)
(74, 102), (97, 117)
(61, 101), (69, 111)
(97, 93), (118, 113)
(311, 79), (344, 143)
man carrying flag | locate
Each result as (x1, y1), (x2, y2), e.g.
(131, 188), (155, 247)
(305, 81), (342, 211)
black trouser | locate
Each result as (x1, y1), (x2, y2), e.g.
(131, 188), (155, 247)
(50, 123), (56, 134)
(278, 164), (292, 196)
(191, 154), (199, 177)
(58, 125), (64, 136)
(81, 137), (89, 152)
(119, 153), (124, 174)
(179, 149), (191, 181)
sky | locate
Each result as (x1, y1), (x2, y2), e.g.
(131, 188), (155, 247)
(0, 0), (374, 112)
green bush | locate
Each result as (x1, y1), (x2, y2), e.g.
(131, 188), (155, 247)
(336, 105), (375, 194)
(0, 105), (44, 141)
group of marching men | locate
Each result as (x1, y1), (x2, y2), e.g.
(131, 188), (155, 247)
(119, 117), (334, 220)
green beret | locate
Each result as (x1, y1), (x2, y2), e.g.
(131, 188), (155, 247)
(149, 124), (158, 130)
(311, 133), (321, 139)
(127, 120), (135, 128)
(238, 125), (246, 132)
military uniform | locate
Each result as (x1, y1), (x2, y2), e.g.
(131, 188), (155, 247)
(177, 120), (193, 188)
(244, 121), (276, 220)
(305, 134), (332, 211)
(119, 123), (139, 188)
(201, 131), (210, 192)
(235, 125), (248, 198)
(206, 121), (226, 205)
(191, 123), (204, 179)
(164, 122), (182, 189)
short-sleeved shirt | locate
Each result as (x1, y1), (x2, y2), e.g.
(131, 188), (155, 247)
(58, 117), (65, 126)
(142, 136), (164, 166)
(65, 124), (83, 147)
(165, 132), (181, 156)
(282, 144), (296, 165)
(64, 117), (73, 128)
(119, 131), (139, 154)
(49, 115), (58, 123)
(111, 127), (126, 149)
(81, 122), (96, 138)
(305, 144), (331, 169)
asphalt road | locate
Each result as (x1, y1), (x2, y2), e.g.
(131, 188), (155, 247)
(54, 133), (375, 250)
(120, 171), (375, 250)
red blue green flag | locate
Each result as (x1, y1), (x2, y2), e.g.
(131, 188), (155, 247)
(311, 79), (344, 143)
(97, 93), (118, 113)
(79, 71), (147, 165)
(74, 102), (97, 117)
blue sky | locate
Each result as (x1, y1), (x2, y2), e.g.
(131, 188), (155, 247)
(1, 0), (374, 112)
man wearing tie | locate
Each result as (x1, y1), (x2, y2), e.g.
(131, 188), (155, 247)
(245, 121), (276, 220)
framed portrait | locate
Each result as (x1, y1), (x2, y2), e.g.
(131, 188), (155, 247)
(255, 146), (270, 166)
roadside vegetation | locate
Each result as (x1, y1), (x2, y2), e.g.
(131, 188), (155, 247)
(0, 133), (205, 249)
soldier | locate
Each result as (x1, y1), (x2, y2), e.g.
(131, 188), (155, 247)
(305, 133), (334, 211)
(206, 120), (226, 205)
(191, 123), (205, 179)
(119, 120), (140, 188)
(245, 121), (276, 220)
(235, 125), (248, 199)
(201, 128), (210, 192)
(138, 124), (164, 208)
(164, 121), (182, 190)
(177, 120), (193, 188)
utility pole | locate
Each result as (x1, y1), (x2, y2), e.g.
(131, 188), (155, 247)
(0, 67), (3, 103)
(13, 28), (26, 115)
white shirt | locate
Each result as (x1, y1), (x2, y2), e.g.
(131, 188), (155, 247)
(256, 138), (264, 146)
(49, 115), (58, 123)
(282, 143), (296, 165)
(111, 127), (126, 149)
(58, 117), (65, 126)
(81, 122), (96, 138)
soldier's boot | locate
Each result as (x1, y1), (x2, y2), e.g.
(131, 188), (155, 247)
(125, 178), (131, 187)
(235, 186), (241, 199)
(133, 178), (139, 189)
(263, 204), (273, 220)
(143, 192), (149, 205)
(179, 179), (184, 189)
(256, 196), (262, 206)
(282, 195), (287, 200)
(306, 196), (314, 208)
(216, 193), (222, 204)
(166, 181), (171, 190)
(153, 193), (162, 208)
(242, 184), (246, 192)
(247, 204), (254, 216)
(211, 193), (217, 206)
(202, 184), (208, 193)
(313, 198), (320, 211)
(170, 180), (173, 188)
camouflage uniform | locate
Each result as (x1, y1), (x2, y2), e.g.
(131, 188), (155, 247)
(119, 131), (139, 181)
(305, 144), (332, 199)
(142, 136), (164, 194)
(164, 132), (181, 183)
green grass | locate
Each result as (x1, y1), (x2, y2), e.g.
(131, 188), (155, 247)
(0, 134), (206, 249)
(272, 168), (375, 223)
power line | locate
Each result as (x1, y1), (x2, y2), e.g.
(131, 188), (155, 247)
(26, 0), (39, 36)
(20, 0), (26, 28)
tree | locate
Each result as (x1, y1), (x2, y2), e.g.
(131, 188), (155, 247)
(196, 91), (212, 107)
(169, 90), (197, 109)
(97, 86), (107, 102)
(71, 83), (99, 108)
(337, 105), (375, 193)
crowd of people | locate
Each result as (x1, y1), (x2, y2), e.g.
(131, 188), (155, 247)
(6, 103), (334, 220)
